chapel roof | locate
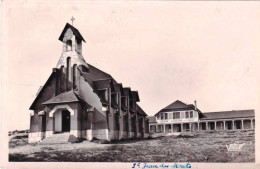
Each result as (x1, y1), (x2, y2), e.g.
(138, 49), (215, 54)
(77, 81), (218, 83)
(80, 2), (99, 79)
(42, 91), (83, 105)
(93, 79), (113, 90)
(137, 104), (147, 116)
(131, 91), (140, 102)
(113, 83), (124, 94)
(29, 72), (56, 110)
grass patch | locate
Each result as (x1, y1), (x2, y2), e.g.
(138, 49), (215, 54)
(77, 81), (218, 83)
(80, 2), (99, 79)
(9, 130), (255, 162)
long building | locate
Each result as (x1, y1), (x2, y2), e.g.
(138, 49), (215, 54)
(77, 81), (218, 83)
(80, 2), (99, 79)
(28, 22), (149, 143)
(148, 100), (255, 133)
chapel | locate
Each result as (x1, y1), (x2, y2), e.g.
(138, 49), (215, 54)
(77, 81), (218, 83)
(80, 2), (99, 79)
(29, 22), (149, 143)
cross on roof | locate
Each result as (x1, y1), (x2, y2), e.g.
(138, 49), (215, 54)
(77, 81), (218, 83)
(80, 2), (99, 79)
(71, 16), (75, 26)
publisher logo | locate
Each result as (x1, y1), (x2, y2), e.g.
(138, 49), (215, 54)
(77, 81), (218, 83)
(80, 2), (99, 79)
(226, 141), (252, 151)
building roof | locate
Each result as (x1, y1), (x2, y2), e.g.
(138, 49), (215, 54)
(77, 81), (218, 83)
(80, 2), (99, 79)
(163, 100), (193, 110)
(29, 72), (56, 110)
(147, 116), (157, 123)
(42, 91), (82, 105)
(122, 88), (131, 96)
(136, 104), (147, 116)
(201, 109), (255, 120)
(131, 91), (140, 102)
(155, 100), (198, 115)
(36, 86), (43, 96)
(113, 83), (124, 94)
(93, 79), (112, 90)
(58, 23), (86, 42)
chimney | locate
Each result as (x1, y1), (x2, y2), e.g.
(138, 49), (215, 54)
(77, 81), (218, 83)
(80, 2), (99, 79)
(194, 100), (197, 110)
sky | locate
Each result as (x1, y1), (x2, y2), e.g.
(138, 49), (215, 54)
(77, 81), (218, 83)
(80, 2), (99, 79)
(1, 1), (260, 131)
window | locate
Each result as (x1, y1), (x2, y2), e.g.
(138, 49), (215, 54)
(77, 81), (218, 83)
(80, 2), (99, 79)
(172, 112), (180, 119)
(66, 57), (71, 81)
(121, 97), (127, 108)
(160, 113), (164, 120)
(98, 89), (108, 102)
(111, 93), (119, 106)
(66, 40), (72, 51)
(81, 65), (89, 73)
(176, 112), (180, 119)
(73, 64), (77, 89)
(190, 111), (193, 118)
(169, 113), (173, 119)
(185, 111), (189, 118)
(165, 113), (168, 120)
(130, 100), (136, 110)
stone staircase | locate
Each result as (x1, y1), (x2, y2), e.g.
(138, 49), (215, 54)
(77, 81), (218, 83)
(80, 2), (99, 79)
(38, 132), (71, 145)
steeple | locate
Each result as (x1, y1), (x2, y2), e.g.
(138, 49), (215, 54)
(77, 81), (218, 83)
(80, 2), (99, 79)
(56, 22), (89, 69)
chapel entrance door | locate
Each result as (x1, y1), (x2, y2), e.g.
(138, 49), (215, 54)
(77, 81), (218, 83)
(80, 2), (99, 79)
(62, 110), (70, 132)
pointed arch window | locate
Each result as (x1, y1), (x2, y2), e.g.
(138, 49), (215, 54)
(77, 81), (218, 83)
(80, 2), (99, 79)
(66, 40), (72, 51)
(73, 64), (77, 89)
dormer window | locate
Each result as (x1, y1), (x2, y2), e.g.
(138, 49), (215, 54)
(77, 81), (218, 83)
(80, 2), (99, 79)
(97, 89), (108, 105)
(121, 97), (125, 106)
(130, 100), (136, 111)
(121, 96), (127, 110)
(111, 93), (119, 108)
(66, 40), (72, 51)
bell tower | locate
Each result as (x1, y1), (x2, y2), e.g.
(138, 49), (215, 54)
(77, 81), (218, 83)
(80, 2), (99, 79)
(56, 18), (89, 93)
(56, 19), (89, 69)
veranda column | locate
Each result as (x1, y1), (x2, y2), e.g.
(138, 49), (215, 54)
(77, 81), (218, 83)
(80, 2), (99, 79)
(241, 120), (244, 130)
(223, 121), (226, 130)
(189, 123), (192, 132)
(197, 122), (200, 131)
(206, 122), (208, 131)
(251, 119), (253, 129)
(171, 124), (173, 133)
(214, 121), (217, 130)
(163, 124), (166, 133)
(232, 120), (235, 130)
(181, 123), (183, 132)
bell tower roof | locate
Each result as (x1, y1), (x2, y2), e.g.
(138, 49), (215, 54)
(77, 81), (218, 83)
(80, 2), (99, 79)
(58, 23), (86, 43)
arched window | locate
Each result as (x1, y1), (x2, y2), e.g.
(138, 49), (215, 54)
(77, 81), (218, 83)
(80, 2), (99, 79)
(73, 64), (77, 89)
(60, 65), (66, 92)
(81, 65), (89, 73)
(66, 57), (71, 81)
(66, 40), (72, 51)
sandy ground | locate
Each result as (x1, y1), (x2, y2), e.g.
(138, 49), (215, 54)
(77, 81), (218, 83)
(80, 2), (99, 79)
(9, 130), (255, 162)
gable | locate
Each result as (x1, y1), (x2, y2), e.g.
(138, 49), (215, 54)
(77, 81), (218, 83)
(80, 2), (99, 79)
(29, 72), (56, 110)
(58, 23), (86, 42)
(42, 91), (82, 105)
